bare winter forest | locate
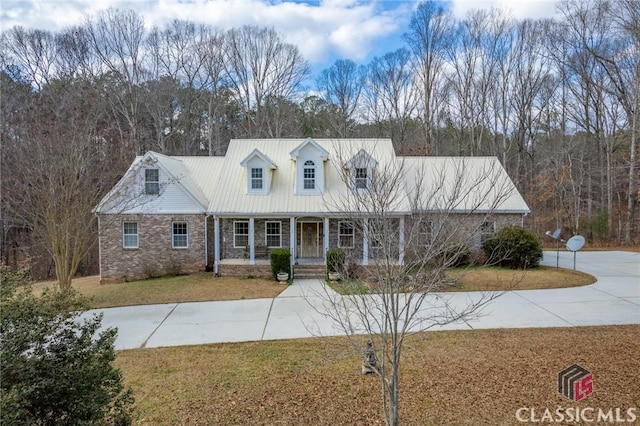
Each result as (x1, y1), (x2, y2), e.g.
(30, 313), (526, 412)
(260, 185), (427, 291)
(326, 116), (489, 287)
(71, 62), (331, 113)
(1, 0), (638, 279)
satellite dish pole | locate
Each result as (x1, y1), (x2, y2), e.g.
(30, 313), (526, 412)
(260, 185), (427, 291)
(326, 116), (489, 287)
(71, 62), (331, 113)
(544, 228), (564, 270)
(566, 235), (586, 272)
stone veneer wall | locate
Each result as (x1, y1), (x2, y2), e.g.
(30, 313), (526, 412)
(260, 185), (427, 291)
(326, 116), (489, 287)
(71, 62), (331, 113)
(99, 214), (206, 282)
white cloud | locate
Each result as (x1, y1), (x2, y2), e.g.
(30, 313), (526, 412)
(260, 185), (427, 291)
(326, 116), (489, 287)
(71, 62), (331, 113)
(1, 0), (560, 68)
(452, 0), (559, 20)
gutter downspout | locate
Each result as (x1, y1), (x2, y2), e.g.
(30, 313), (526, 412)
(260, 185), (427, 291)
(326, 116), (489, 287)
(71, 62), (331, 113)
(204, 214), (208, 271)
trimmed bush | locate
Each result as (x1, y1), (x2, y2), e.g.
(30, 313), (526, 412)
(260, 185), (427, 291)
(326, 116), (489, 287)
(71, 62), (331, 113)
(326, 249), (346, 274)
(270, 248), (291, 279)
(482, 226), (543, 269)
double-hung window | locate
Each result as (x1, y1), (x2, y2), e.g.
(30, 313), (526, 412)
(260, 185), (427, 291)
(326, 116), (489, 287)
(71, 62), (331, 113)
(265, 221), (281, 247)
(123, 222), (138, 248)
(145, 169), (159, 195)
(303, 160), (315, 189)
(172, 222), (188, 248)
(355, 168), (368, 189)
(338, 221), (354, 248)
(234, 221), (249, 247)
(251, 168), (263, 190)
(480, 221), (496, 244)
(420, 220), (433, 247)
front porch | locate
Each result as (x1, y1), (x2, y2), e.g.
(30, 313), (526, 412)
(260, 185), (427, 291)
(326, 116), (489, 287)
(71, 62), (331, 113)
(212, 216), (406, 276)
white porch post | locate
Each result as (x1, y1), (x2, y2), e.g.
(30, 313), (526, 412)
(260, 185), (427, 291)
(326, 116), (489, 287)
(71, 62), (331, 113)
(362, 218), (369, 266)
(289, 217), (296, 270)
(323, 217), (330, 262)
(399, 216), (405, 265)
(214, 217), (220, 275)
(249, 217), (255, 266)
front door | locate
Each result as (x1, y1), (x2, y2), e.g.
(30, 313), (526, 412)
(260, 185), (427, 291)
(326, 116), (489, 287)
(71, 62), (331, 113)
(300, 222), (319, 257)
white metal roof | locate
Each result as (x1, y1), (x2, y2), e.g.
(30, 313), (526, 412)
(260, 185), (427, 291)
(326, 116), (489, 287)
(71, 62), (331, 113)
(208, 138), (410, 216)
(400, 156), (530, 213)
(96, 139), (530, 216)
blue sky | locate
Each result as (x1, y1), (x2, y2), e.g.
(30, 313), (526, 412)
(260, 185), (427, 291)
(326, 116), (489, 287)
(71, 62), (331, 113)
(1, 0), (560, 75)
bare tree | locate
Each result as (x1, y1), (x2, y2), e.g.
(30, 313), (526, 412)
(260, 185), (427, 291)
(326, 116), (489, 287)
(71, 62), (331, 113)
(316, 59), (366, 137)
(315, 151), (520, 426)
(223, 26), (309, 138)
(1, 77), (129, 288)
(363, 48), (420, 152)
(403, 0), (454, 154)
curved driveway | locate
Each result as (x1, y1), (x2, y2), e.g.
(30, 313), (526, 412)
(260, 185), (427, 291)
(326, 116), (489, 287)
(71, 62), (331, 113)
(87, 251), (639, 350)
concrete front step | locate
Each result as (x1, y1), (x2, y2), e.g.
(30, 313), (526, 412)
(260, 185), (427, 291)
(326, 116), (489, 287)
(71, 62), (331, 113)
(293, 265), (326, 279)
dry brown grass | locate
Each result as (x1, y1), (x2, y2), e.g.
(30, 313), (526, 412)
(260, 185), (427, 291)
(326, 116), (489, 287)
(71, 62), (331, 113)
(115, 325), (640, 425)
(445, 266), (596, 292)
(33, 274), (286, 309)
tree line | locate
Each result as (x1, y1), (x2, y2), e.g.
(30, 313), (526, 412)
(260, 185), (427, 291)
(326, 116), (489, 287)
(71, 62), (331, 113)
(1, 0), (638, 281)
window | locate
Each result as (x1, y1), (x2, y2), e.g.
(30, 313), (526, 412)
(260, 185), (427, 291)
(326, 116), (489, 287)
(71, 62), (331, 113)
(251, 168), (263, 190)
(234, 221), (249, 247)
(369, 219), (383, 248)
(123, 222), (138, 248)
(419, 221), (433, 247)
(480, 221), (496, 244)
(303, 160), (315, 189)
(265, 221), (281, 247)
(339, 221), (354, 248)
(145, 169), (159, 195)
(172, 222), (188, 248)
(355, 167), (368, 189)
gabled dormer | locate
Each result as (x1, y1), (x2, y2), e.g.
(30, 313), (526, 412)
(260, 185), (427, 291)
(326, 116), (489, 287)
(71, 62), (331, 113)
(344, 149), (378, 192)
(290, 138), (329, 195)
(240, 149), (277, 195)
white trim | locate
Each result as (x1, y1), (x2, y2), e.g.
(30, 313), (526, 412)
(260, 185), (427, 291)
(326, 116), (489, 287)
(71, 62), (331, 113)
(362, 218), (369, 266)
(399, 216), (405, 265)
(265, 220), (282, 248)
(122, 221), (139, 249)
(338, 221), (355, 248)
(171, 221), (188, 249)
(233, 220), (249, 248)
(214, 217), (220, 275)
(249, 218), (255, 265)
(323, 217), (329, 262)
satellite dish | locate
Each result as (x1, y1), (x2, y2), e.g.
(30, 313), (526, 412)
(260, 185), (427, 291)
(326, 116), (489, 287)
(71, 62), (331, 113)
(566, 235), (585, 252)
(552, 228), (561, 239)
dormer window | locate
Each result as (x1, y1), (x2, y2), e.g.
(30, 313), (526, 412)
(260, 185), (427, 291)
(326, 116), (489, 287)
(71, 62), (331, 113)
(345, 149), (378, 193)
(145, 169), (159, 195)
(355, 167), (368, 189)
(251, 168), (263, 190)
(303, 161), (316, 189)
(290, 138), (329, 195)
(240, 149), (276, 195)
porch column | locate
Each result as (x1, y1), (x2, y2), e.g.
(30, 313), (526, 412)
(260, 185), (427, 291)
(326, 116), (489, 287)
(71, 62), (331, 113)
(362, 218), (369, 266)
(323, 217), (330, 262)
(398, 216), (405, 265)
(214, 217), (220, 275)
(289, 217), (296, 270)
(249, 217), (255, 266)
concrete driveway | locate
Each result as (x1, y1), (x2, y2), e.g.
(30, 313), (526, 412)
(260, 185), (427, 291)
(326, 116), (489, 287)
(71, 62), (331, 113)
(86, 251), (639, 350)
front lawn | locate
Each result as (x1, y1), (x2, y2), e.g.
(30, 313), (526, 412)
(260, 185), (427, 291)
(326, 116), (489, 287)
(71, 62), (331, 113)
(115, 325), (639, 425)
(329, 266), (596, 294)
(33, 274), (286, 309)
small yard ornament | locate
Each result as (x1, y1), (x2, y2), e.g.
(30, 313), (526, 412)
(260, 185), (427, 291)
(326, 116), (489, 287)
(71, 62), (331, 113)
(362, 340), (377, 375)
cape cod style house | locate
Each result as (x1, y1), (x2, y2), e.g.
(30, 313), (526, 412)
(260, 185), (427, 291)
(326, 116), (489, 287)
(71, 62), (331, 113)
(95, 138), (530, 282)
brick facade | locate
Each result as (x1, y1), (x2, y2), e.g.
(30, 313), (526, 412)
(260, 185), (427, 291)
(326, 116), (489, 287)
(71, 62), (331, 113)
(99, 214), (206, 282)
